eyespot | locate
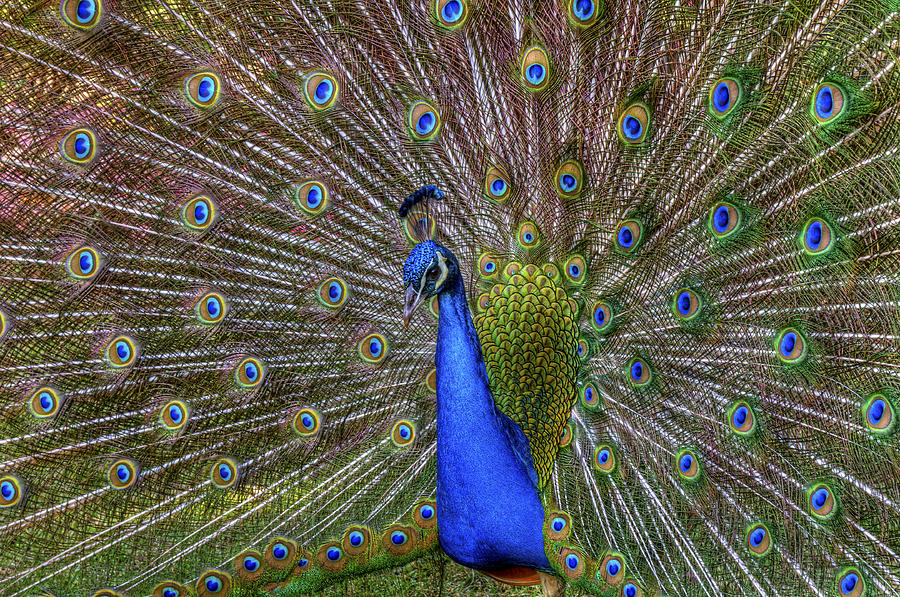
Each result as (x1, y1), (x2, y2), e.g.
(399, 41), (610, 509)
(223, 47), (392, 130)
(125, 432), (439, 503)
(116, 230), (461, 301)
(483, 165), (512, 202)
(559, 547), (585, 579)
(61, 0), (101, 29)
(382, 525), (416, 555)
(581, 383), (601, 409)
(294, 554), (312, 574)
(567, 0), (598, 26)
(517, 222), (540, 249)
(576, 338), (588, 360)
(807, 483), (836, 520)
(295, 180), (329, 215)
(615, 220), (642, 252)
(503, 262), (522, 278)
(108, 459), (138, 489)
(196, 570), (231, 597)
(60, 129), (96, 164)
(672, 288), (700, 320)
(676, 449), (700, 481)
(408, 100), (441, 141)
(435, 0), (468, 29)
(591, 301), (613, 332)
(775, 328), (807, 364)
(292, 408), (321, 436)
(304, 72), (339, 110)
(627, 357), (651, 386)
(545, 512), (570, 540)
(342, 526), (372, 555)
(105, 336), (137, 368)
(709, 77), (741, 118)
(621, 580), (644, 597)
(414, 500), (438, 528)
(559, 422), (574, 448)
(317, 276), (348, 308)
(812, 83), (845, 124)
(709, 201), (740, 238)
(195, 292), (227, 324)
(836, 567), (865, 597)
(802, 218), (833, 255)
(65, 246), (101, 280)
(234, 357), (265, 387)
(152, 581), (187, 597)
(617, 104), (650, 144)
(181, 195), (216, 231)
(598, 553), (625, 586)
(563, 255), (586, 285)
(478, 254), (499, 277)
(232, 551), (264, 582)
(554, 160), (584, 199)
(863, 394), (894, 434)
(391, 419), (416, 447)
(184, 73), (221, 108)
(28, 387), (63, 418)
(541, 263), (561, 282)
(728, 402), (756, 436)
(593, 444), (616, 473)
(521, 46), (550, 91)
(0, 475), (24, 507)
(160, 400), (188, 431)
(211, 458), (238, 489)
(746, 522), (771, 556)
(317, 541), (346, 571)
(265, 538), (296, 569)
(402, 211), (437, 244)
(358, 333), (388, 364)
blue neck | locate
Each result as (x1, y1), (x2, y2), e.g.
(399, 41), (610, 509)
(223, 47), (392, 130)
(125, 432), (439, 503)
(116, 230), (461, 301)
(434, 276), (551, 571)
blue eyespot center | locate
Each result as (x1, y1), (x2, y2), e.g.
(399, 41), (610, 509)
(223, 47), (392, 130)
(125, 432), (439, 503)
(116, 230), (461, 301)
(206, 297), (220, 318)
(369, 339), (382, 357)
(117, 464), (129, 481)
(606, 559), (620, 576)
(197, 76), (216, 103)
(169, 405), (183, 423)
(624, 583), (637, 597)
(116, 341), (130, 361)
(811, 487), (829, 509)
(618, 227), (633, 247)
(205, 576), (221, 592)
(526, 63), (545, 84)
(163, 589), (177, 597)
(1, 481), (14, 499)
(245, 362), (258, 381)
(194, 201), (209, 224)
(327, 547), (341, 561)
(79, 250), (94, 273)
(868, 399), (886, 425)
(630, 361), (643, 381)
(219, 464), (232, 481)
(806, 221), (822, 249)
(420, 505), (434, 519)
(273, 543), (287, 559)
(244, 556), (259, 571)
(679, 454), (693, 473)
(391, 531), (407, 545)
(732, 406), (748, 428)
(584, 387), (593, 401)
(598, 449), (610, 464)
(594, 309), (605, 326)
(622, 115), (642, 139)
(301, 414), (314, 429)
(573, 0), (594, 20)
(560, 174), (577, 191)
(314, 80), (333, 103)
(841, 573), (858, 594)
(750, 528), (765, 546)
(306, 185), (323, 208)
(416, 112), (435, 135)
(442, 0), (462, 22)
(524, 233), (534, 243)
(298, 558), (309, 568)
(566, 554), (579, 569)
(780, 332), (796, 357)
(490, 178), (507, 196)
(39, 392), (53, 412)
(551, 517), (566, 532)
(349, 531), (363, 546)
(714, 82), (731, 111)
(816, 86), (833, 118)
(398, 424), (411, 439)
(714, 205), (730, 232)
(77, 0), (96, 23)
(677, 292), (691, 315)
(74, 133), (91, 158)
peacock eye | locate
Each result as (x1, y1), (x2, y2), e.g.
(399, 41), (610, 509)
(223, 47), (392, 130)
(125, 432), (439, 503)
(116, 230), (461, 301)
(426, 267), (438, 281)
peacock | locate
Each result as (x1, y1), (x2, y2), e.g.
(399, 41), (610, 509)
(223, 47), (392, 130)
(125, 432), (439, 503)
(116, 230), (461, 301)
(1, 0), (899, 595)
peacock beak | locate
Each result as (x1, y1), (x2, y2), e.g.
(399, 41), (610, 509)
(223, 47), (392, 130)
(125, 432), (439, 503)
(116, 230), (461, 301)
(403, 285), (426, 329)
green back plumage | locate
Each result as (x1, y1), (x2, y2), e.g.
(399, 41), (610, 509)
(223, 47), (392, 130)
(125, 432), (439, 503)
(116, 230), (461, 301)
(1, 0), (900, 595)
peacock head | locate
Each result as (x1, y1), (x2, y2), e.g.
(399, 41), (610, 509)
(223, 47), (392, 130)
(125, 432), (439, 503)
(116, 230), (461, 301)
(402, 240), (459, 327)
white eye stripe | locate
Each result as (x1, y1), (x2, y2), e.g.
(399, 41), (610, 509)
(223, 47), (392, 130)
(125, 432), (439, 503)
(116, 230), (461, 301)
(434, 252), (449, 291)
